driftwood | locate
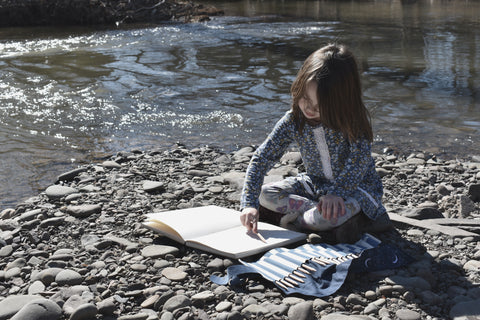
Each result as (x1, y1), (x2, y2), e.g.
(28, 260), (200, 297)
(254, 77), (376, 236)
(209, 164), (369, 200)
(424, 218), (480, 227)
(0, 0), (224, 27)
(389, 212), (480, 238)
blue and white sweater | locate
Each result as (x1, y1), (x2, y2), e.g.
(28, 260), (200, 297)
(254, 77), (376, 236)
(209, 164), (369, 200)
(240, 111), (386, 220)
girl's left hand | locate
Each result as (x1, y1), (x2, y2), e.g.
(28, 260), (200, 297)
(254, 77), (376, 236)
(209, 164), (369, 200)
(318, 195), (346, 222)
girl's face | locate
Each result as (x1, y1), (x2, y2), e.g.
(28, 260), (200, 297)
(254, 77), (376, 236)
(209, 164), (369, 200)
(298, 80), (320, 121)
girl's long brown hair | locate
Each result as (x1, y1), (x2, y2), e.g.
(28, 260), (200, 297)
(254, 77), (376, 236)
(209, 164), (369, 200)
(291, 44), (373, 142)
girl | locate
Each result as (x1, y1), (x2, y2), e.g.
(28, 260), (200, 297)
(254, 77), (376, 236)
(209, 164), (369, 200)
(240, 44), (389, 243)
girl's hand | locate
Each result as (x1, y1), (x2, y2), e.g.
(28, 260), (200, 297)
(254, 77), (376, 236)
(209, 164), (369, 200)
(318, 195), (346, 222)
(240, 207), (259, 233)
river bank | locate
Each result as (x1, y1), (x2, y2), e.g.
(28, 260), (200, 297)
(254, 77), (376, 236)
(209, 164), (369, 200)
(0, 0), (223, 27)
(1, 145), (480, 319)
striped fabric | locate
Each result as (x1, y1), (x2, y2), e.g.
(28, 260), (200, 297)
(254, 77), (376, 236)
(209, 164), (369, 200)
(239, 233), (381, 290)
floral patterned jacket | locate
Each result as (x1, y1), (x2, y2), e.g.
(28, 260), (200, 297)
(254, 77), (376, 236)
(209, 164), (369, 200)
(240, 111), (386, 220)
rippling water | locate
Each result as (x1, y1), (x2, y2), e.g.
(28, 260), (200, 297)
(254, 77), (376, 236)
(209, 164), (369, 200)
(0, 0), (479, 209)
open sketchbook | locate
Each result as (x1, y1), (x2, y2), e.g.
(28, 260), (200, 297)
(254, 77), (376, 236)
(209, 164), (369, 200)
(143, 205), (307, 259)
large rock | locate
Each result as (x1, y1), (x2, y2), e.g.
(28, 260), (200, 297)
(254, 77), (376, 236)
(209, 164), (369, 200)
(0, 295), (44, 320)
(10, 298), (62, 320)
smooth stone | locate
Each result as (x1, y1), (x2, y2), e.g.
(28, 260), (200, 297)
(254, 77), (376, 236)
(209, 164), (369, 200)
(50, 285), (91, 303)
(131, 263), (148, 271)
(282, 297), (305, 306)
(287, 301), (314, 320)
(10, 298), (62, 320)
(0, 244), (13, 257)
(103, 234), (138, 249)
(140, 295), (160, 308)
(39, 217), (65, 227)
(450, 298), (480, 320)
(68, 303), (98, 320)
(141, 245), (179, 258)
(32, 268), (63, 285)
(55, 269), (83, 286)
(102, 161), (122, 169)
(242, 304), (269, 316)
(206, 258), (224, 271)
(161, 267), (188, 281)
(5, 266), (21, 279)
(80, 234), (101, 247)
(117, 313), (149, 320)
(406, 229), (425, 237)
(464, 260), (480, 272)
(28, 280), (46, 295)
(57, 167), (88, 182)
(63, 295), (90, 315)
(96, 297), (116, 315)
(215, 301), (232, 312)
(264, 302), (288, 316)
(187, 169), (212, 177)
(66, 204), (102, 218)
(153, 259), (170, 269)
(143, 180), (165, 193)
(364, 301), (380, 314)
(45, 185), (78, 200)
(208, 186), (223, 193)
(0, 295), (44, 320)
(395, 309), (421, 320)
(346, 293), (367, 306)
(163, 295), (191, 312)
(191, 290), (215, 302)
(17, 209), (42, 222)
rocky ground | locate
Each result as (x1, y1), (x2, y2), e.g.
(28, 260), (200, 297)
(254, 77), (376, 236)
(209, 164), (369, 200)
(1, 144), (480, 320)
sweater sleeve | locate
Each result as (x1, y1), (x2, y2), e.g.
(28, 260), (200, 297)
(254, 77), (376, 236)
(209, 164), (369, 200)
(326, 137), (373, 199)
(240, 112), (294, 209)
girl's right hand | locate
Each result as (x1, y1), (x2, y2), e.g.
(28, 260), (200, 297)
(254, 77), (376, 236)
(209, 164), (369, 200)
(240, 207), (259, 233)
(318, 195), (346, 223)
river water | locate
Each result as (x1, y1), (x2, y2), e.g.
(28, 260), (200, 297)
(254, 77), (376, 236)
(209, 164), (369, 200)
(0, 0), (479, 209)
